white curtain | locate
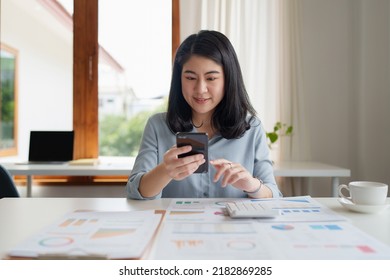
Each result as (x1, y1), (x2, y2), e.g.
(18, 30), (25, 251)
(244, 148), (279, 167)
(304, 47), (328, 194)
(180, 0), (277, 130)
(274, 0), (311, 196)
(180, 0), (311, 195)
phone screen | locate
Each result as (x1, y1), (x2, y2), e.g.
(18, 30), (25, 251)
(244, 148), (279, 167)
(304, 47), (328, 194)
(176, 132), (208, 173)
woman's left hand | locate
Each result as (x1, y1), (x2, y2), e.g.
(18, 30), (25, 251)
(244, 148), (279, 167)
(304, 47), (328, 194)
(210, 159), (260, 192)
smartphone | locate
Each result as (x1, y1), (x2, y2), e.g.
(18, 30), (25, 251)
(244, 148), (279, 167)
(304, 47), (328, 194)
(176, 132), (208, 173)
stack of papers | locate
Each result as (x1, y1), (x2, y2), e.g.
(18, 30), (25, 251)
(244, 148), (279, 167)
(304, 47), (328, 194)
(154, 196), (390, 260)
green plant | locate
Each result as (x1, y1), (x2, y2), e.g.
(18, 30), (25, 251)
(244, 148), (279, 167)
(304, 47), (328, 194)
(266, 122), (293, 149)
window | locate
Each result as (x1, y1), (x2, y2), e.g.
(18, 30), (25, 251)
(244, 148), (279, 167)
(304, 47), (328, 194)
(97, 0), (171, 157)
(0, 43), (18, 156)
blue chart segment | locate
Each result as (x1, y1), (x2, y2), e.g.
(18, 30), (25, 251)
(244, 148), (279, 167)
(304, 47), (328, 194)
(271, 224), (295, 231)
(282, 209), (321, 214)
(271, 224), (343, 231)
(310, 224), (342, 230)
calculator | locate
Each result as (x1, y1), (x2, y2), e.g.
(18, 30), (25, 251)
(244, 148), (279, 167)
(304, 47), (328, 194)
(225, 201), (280, 219)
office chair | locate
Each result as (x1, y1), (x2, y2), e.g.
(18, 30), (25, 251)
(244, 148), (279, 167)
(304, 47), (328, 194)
(0, 164), (20, 198)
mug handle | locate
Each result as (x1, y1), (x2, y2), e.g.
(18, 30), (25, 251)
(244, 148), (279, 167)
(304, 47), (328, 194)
(338, 184), (351, 200)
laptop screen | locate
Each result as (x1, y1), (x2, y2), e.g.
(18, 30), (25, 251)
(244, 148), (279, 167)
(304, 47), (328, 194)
(28, 131), (74, 162)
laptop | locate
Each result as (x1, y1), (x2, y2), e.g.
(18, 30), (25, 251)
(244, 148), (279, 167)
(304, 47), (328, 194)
(26, 131), (74, 164)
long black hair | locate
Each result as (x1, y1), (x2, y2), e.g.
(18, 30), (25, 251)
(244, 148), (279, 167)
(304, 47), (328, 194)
(166, 30), (257, 139)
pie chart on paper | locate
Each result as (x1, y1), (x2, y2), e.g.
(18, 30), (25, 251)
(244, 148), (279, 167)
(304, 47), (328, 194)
(271, 224), (295, 231)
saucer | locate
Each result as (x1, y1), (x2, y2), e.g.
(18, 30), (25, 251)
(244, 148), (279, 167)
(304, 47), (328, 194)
(338, 198), (389, 214)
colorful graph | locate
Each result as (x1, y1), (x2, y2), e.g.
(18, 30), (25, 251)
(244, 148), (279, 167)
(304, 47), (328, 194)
(172, 239), (204, 249)
(59, 218), (99, 227)
(59, 219), (76, 227)
(293, 244), (376, 254)
(282, 209), (321, 214)
(175, 200), (199, 205)
(357, 245), (376, 253)
(74, 219), (87, 226)
(173, 200), (204, 209)
(271, 224), (295, 230)
(39, 237), (74, 247)
(91, 228), (135, 239)
(309, 224), (342, 230)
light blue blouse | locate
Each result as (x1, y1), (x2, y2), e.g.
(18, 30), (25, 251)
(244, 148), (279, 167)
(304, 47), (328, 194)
(127, 113), (281, 199)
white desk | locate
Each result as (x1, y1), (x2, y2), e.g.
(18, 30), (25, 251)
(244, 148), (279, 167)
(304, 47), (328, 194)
(2, 162), (133, 197)
(273, 161), (351, 196)
(0, 197), (389, 260)
(2, 161), (350, 197)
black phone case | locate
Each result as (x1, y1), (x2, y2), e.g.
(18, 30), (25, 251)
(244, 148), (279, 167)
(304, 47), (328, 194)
(176, 132), (208, 173)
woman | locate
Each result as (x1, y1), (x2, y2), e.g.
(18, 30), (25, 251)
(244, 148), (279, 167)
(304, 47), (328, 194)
(127, 30), (281, 199)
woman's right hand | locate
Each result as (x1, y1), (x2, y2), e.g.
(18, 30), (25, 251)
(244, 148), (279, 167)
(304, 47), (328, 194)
(163, 145), (205, 180)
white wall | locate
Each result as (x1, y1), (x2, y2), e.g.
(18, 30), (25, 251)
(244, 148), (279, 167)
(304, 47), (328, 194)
(1, 0), (73, 159)
(357, 0), (390, 184)
(301, 0), (390, 196)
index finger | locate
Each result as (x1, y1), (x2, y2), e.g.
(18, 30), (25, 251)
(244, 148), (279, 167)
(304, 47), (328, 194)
(175, 145), (192, 158)
(210, 159), (230, 166)
(165, 144), (191, 160)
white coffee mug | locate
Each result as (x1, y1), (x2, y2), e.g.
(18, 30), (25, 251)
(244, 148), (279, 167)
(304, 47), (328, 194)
(338, 181), (388, 205)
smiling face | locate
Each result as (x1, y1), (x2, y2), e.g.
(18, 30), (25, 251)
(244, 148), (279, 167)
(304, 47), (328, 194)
(181, 55), (225, 121)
